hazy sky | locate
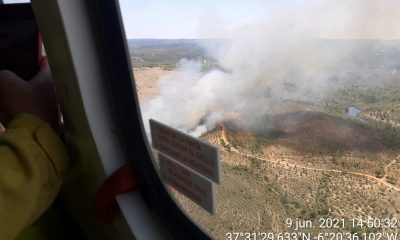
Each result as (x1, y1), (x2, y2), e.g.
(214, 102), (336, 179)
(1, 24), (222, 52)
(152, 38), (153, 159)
(119, 0), (270, 39)
(119, 0), (400, 40)
(4, 0), (268, 38)
(4, 0), (29, 2)
(5, 0), (399, 39)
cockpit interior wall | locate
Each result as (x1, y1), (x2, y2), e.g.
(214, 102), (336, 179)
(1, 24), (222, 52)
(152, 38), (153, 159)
(31, 0), (136, 239)
(31, 0), (214, 238)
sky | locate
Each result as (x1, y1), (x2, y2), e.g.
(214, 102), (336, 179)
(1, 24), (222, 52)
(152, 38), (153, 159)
(3, 0), (269, 39)
(119, 0), (270, 39)
(5, 0), (400, 39)
(119, 0), (400, 40)
(4, 0), (29, 3)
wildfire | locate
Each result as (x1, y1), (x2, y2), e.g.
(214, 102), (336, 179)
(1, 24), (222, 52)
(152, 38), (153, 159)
(219, 123), (228, 144)
(216, 123), (240, 154)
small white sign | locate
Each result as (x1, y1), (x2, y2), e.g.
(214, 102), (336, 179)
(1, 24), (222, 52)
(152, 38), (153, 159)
(159, 153), (215, 214)
(150, 119), (220, 183)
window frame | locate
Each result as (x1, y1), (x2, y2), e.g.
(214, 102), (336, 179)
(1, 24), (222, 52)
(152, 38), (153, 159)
(33, 0), (212, 239)
(89, 1), (213, 238)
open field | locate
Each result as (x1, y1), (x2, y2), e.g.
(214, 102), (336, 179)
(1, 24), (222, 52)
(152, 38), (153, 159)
(172, 111), (400, 238)
(133, 67), (171, 102)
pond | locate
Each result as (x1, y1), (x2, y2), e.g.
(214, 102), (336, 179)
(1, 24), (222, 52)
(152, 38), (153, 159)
(346, 106), (361, 117)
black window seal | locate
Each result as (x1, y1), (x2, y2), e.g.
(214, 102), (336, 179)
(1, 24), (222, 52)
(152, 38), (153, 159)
(86, 0), (212, 239)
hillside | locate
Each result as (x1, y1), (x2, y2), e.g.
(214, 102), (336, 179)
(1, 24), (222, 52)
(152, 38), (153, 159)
(173, 109), (400, 238)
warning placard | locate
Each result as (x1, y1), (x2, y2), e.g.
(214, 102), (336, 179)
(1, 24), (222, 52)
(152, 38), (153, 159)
(159, 153), (215, 214)
(150, 119), (220, 183)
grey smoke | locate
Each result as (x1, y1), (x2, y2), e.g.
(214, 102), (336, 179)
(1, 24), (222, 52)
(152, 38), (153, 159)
(141, 0), (400, 136)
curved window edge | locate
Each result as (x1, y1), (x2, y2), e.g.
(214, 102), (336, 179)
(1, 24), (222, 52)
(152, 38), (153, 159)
(87, 0), (212, 239)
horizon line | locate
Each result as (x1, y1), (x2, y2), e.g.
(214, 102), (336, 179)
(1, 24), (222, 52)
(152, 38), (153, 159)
(127, 37), (400, 41)
(127, 38), (227, 40)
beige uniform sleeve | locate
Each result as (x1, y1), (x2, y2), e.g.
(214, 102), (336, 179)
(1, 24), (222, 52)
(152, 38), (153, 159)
(0, 114), (69, 240)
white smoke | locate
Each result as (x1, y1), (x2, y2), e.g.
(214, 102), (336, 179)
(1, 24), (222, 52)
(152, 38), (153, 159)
(141, 0), (400, 136)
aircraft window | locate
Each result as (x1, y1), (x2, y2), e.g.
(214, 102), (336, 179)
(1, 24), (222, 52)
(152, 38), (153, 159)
(120, 0), (400, 239)
(2, 0), (30, 3)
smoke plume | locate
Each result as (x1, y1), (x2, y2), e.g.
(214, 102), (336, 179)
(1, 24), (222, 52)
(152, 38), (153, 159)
(141, 0), (400, 136)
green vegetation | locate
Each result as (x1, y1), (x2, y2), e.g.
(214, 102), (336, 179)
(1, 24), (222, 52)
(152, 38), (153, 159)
(324, 80), (400, 149)
(128, 39), (219, 70)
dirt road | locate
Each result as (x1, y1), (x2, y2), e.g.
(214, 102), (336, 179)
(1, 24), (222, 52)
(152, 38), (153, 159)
(220, 125), (400, 192)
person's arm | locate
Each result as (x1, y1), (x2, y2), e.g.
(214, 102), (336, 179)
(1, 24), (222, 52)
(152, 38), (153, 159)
(0, 59), (69, 240)
(0, 114), (68, 240)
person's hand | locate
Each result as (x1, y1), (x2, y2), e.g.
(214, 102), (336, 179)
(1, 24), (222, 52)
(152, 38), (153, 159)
(0, 58), (59, 129)
(0, 123), (5, 135)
